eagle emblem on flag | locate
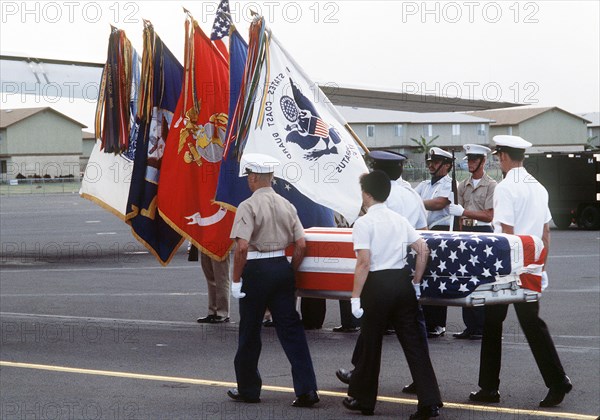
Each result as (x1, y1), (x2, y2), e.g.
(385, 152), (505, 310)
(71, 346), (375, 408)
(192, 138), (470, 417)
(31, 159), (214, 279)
(281, 78), (342, 161)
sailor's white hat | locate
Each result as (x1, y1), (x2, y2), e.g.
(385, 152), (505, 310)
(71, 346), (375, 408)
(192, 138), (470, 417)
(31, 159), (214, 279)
(492, 135), (532, 154)
(241, 153), (280, 175)
(427, 147), (454, 161)
(462, 144), (491, 160)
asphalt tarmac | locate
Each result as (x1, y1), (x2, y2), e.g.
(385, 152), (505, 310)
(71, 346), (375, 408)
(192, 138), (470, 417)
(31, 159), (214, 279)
(1, 194), (599, 419)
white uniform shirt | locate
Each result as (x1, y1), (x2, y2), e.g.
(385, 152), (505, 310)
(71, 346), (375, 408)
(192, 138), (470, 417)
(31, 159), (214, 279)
(352, 203), (421, 271)
(386, 179), (428, 229)
(493, 167), (551, 239)
(415, 175), (454, 228)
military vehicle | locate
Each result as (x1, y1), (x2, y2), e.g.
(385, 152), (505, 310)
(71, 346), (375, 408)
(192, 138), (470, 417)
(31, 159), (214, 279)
(525, 151), (600, 229)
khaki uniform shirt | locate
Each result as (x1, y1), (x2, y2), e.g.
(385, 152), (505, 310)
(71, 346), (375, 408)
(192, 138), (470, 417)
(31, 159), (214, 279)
(457, 172), (497, 212)
(230, 187), (304, 252)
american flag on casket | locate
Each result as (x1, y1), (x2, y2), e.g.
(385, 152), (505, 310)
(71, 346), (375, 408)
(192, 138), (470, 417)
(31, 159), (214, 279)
(287, 228), (546, 307)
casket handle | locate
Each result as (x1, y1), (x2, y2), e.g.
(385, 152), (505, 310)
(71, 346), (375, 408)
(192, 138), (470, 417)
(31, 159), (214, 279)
(523, 291), (541, 302)
(471, 297), (486, 307)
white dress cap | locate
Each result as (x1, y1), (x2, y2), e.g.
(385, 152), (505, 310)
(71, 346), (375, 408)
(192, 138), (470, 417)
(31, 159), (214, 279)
(492, 135), (532, 153)
(462, 144), (491, 159)
(427, 147), (453, 161)
(241, 153), (280, 175)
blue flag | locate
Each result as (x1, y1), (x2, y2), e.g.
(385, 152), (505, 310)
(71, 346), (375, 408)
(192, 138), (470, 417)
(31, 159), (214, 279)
(126, 27), (184, 265)
(215, 29), (334, 228)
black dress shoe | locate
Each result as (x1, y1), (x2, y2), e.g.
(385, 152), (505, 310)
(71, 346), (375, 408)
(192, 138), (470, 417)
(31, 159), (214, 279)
(469, 332), (483, 340)
(210, 316), (230, 324)
(402, 382), (417, 394)
(427, 326), (445, 338)
(292, 390), (320, 407)
(227, 388), (260, 403)
(336, 368), (352, 385)
(197, 315), (216, 323)
(332, 326), (360, 333)
(262, 319), (274, 327)
(342, 397), (374, 416)
(469, 389), (500, 403)
(453, 330), (471, 339)
(539, 376), (572, 407)
(409, 405), (440, 419)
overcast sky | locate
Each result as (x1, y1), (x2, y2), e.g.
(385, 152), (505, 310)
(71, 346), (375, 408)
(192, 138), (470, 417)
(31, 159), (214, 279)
(1, 0), (599, 117)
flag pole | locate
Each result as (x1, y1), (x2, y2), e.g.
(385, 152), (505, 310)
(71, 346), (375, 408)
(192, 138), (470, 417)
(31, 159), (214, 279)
(344, 123), (369, 154)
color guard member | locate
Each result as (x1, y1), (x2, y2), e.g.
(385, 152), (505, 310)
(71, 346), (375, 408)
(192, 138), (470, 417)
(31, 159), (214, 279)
(448, 144), (497, 339)
(415, 147), (455, 338)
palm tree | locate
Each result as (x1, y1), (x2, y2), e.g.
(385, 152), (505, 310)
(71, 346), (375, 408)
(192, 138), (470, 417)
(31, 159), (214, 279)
(585, 135), (599, 151)
(410, 135), (439, 156)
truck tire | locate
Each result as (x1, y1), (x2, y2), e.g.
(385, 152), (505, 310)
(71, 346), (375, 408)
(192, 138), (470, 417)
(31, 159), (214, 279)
(578, 205), (600, 230)
(552, 213), (572, 229)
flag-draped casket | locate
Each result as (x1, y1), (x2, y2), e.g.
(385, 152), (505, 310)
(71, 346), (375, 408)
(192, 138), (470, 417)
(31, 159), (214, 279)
(287, 228), (545, 306)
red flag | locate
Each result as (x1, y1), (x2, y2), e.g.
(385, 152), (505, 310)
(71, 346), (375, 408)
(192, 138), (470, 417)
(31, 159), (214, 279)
(157, 17), (234, 260)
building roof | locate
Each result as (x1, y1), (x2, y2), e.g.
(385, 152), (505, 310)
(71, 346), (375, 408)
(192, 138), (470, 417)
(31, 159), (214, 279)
(82, 130), (96, 140)
(580, 112), (600, 128)
(338, 106), (494, 124)
(0, 107), (86, 129)
(466, 106), (592, 126)
(322, 84), (520, 113)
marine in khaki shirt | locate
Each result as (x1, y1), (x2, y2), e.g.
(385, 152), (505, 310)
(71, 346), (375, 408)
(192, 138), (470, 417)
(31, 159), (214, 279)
(230, 187), (304, 253)
(227, 153), (319, 408)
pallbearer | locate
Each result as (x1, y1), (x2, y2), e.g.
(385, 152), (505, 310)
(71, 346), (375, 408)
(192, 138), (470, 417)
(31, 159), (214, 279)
(227, 153), (320, 407)
(343, 170), (442, 419)
(469, 135), (572, 407)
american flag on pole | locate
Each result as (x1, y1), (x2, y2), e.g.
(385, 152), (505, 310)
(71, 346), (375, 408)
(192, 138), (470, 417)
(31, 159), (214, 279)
(210, 0), (231, 41)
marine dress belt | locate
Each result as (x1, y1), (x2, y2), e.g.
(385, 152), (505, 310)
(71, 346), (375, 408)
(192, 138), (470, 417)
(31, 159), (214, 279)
(247, 250), (286, 260)
(462, 218), (492, 227)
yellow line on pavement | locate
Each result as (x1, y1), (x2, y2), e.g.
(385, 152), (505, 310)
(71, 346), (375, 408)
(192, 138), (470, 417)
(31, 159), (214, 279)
(1, 361), (594, 420)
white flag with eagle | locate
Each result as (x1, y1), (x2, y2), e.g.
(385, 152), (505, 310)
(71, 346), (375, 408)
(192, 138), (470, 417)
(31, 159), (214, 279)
(233, 19), (368, 223)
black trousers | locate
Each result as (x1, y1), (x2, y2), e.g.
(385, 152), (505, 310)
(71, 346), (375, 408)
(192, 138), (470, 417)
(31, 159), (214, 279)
(348, 269), (442, 410)
(301, 298), (360, 329)
(479, 301), (566, 390)
(235, 257), (317, 400)
(460, 225), (493, 333)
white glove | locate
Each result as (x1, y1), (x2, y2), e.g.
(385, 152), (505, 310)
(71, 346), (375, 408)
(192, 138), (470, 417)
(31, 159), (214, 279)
(448, 203), (465, 216)
(231, 281), (246, 299)
(413, 282), (421, 299)
(350, 297), (363, 318)
(541, 271), (548, 292)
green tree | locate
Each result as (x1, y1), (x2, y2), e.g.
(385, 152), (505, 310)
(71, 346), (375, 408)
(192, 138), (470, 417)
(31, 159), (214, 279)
(410, 135), (439, 156)
(585, 135), (599, 151)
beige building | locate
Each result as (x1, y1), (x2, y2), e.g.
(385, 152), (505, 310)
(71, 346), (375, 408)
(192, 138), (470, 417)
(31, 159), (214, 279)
(0, 107), (85, 180)
(467, 107), (591, 153)
(339, 106), (494, 161)
(81, 130), (97, 172)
